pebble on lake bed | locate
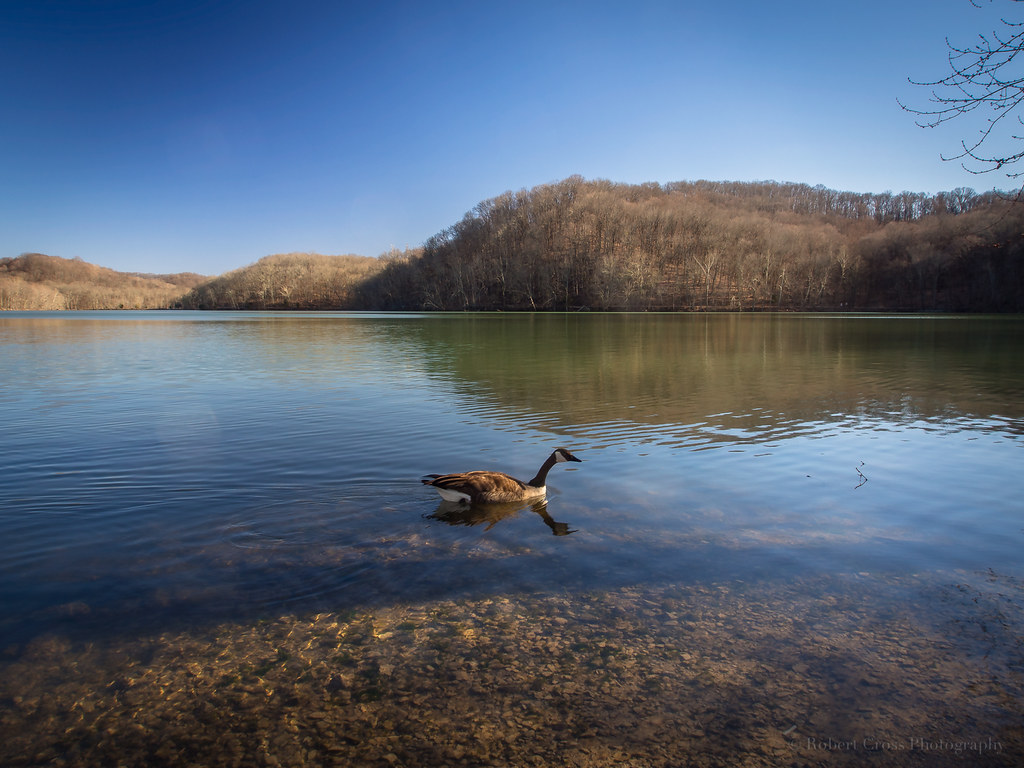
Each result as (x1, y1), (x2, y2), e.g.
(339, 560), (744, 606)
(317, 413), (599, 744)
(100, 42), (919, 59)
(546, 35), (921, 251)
(1, 573), (1022, 767)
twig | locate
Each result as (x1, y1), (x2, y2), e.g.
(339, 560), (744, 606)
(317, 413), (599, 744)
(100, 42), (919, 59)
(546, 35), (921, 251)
(855, 461), (868, 489)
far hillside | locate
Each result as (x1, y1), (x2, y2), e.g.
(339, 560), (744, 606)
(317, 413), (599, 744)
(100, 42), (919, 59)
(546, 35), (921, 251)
(6, 177), (1024, 312)
(361, 177), (1024, 312)
(0, 253), (207, 310)
(178, 252), (385, 310)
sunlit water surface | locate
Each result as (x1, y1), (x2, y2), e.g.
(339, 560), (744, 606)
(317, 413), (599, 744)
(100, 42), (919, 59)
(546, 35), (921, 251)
(1, 311), (1022, 764)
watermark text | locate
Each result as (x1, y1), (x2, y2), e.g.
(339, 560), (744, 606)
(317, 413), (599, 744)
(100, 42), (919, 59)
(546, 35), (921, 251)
(803, 736), (1003, 756)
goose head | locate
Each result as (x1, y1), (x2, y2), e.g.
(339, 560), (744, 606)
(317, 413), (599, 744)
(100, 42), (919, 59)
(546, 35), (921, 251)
(553, 447), (582, 463)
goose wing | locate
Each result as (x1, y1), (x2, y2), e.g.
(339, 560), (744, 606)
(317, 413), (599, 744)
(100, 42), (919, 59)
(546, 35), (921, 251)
(423, 470), (527, 501)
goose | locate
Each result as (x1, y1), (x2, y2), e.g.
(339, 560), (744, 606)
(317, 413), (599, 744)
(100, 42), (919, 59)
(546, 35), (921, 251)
(421, 447), (582, 504)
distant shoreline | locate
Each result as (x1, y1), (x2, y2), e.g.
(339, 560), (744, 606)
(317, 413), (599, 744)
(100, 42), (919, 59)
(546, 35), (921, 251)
(6, 178), (1024, 313)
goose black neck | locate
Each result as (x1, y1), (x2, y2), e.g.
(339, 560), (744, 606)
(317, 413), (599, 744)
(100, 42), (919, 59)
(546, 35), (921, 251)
(527, 452), (559, 488)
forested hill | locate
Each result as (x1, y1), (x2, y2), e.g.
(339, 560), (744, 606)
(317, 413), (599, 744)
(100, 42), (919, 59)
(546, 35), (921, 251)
(179, 252), (380, 310)
(0, 253), (206, 310)
(360, 177), (1024, 312)
(5, 178), (1024, 312)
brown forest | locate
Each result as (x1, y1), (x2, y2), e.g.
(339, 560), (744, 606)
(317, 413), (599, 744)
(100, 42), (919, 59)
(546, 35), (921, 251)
(178, 252), (380, 310)
(5, 178), (1024, 312)
(0, 253), (205, 310)
(360, 177), (1024, 312)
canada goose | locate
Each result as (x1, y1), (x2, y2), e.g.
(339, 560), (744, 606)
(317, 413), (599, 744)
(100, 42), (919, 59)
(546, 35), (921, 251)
(421, 447), (582, 504)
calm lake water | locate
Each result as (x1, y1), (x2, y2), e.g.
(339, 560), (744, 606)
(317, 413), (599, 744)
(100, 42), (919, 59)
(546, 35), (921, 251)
(1, 311), (1023, 766)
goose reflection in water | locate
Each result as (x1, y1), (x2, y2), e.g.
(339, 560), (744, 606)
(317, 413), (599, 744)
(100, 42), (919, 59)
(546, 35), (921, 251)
(425, 498), (576, 536)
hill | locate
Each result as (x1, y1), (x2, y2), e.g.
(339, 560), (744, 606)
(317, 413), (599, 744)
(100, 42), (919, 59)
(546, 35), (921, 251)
(360, 177), (1024, 312)
(0, 253), (207, 310)
(177, 252), (383, 310)
(6, 177), (1024, 312)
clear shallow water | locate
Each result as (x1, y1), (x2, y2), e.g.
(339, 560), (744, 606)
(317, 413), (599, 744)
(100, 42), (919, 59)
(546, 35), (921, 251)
(1, 311), (1022, 645)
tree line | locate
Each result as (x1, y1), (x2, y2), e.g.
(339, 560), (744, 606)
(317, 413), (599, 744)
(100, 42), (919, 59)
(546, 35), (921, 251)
(177, 252), (379, 310)
(0, 253), (205, 310)
(5, 178), (1023, 312)
(360, 177), (1023, 312)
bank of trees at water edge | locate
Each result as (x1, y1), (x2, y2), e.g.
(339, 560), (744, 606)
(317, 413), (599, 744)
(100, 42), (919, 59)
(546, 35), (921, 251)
(359, 178), (1023, 312)
(4, 178), (1023, 312)
(0, 253), (205, 311)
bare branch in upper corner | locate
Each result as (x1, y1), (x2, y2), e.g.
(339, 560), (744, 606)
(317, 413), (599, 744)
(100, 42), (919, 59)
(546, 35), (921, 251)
(901, 0), (1024, 179)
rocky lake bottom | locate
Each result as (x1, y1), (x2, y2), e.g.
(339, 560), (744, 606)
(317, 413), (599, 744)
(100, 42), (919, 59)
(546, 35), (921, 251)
(2, 570), (1021, 768)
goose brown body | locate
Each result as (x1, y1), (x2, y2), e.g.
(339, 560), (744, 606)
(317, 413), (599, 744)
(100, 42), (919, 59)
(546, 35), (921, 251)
(422, 448), (581, 504)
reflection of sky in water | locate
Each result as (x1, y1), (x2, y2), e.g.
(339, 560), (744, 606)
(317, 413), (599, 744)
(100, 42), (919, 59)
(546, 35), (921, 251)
(0, 312), (1022, 646)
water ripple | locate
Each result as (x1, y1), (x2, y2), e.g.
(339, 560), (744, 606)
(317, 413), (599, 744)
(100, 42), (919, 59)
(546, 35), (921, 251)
(2, 312), (1023, 646)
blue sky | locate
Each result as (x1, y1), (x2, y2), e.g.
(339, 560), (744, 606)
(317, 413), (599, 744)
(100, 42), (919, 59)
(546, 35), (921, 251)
(1, 0), (1017, 275)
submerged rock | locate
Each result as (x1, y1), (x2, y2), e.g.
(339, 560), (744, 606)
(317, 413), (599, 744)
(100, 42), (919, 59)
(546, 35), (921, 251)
(0, 574), (1022, 767)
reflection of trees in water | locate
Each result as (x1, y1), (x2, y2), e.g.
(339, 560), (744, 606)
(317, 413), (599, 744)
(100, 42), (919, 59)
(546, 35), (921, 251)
(401, 314), (1024, 442)
(425, 498), (575, 536)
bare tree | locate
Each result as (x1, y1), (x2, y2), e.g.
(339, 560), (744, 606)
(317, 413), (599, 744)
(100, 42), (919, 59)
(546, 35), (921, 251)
(902, 0), (1024, 178)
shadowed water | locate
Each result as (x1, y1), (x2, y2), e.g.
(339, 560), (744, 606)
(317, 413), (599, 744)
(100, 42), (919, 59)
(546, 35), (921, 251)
(1, 311), (1022, 766)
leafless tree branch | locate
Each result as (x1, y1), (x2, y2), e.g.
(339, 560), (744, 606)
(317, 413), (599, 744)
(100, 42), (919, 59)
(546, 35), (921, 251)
(900, 0), (1024, 176)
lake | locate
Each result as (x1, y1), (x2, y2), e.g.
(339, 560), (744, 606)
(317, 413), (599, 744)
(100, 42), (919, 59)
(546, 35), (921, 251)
(1, 311), (1022, 767)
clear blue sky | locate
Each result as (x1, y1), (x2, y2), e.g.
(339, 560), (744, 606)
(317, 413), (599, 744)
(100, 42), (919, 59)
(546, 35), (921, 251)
(1, 0), (1016, 275)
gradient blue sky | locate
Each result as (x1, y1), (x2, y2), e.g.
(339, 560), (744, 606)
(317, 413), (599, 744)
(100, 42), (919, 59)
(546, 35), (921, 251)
(2, 0), (1018, 275)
